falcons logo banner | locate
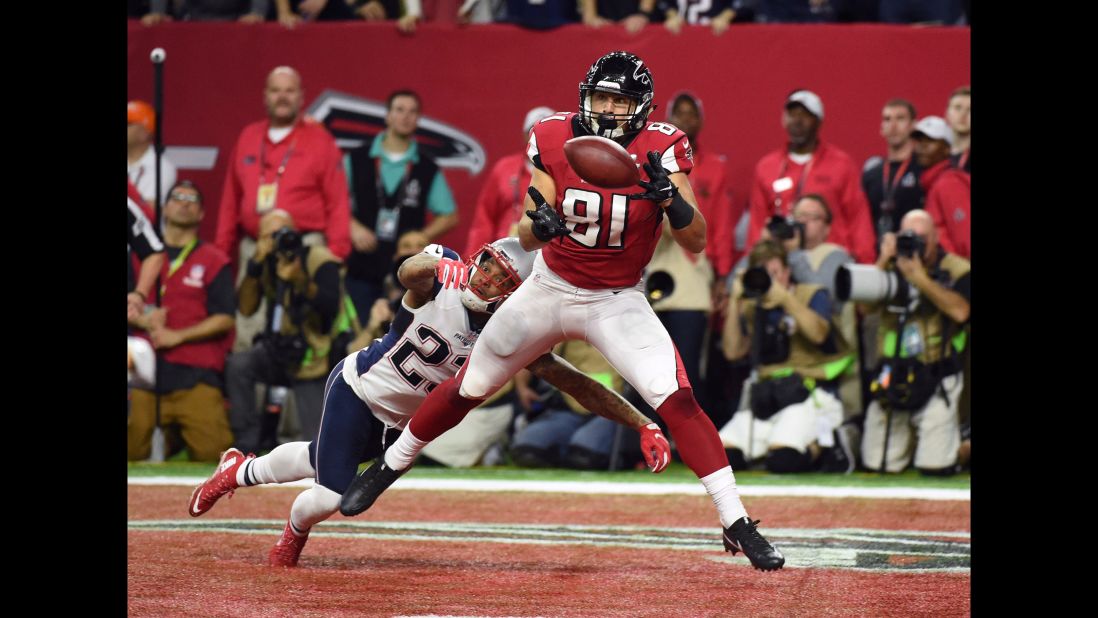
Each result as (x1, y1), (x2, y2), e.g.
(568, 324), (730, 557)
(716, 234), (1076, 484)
(307, 89), (487, 176)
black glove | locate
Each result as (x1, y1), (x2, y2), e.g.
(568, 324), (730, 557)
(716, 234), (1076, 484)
(525, 186), (570, 241)
(628, 151), (679, 203)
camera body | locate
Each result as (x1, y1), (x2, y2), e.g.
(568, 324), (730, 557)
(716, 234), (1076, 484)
(767, 215), (805, 244)
(896, 230), (927, 259)
(742, 266), (772, 299)
(272, 227), (304, 260)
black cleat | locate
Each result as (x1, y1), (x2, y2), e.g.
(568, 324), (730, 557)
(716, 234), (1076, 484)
(723, 517), (785, 571)
(339, 456), (408, 516)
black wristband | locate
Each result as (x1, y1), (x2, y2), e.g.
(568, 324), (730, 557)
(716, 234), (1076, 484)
(245, 259), (264, 278)
(665, 192), (695, 230)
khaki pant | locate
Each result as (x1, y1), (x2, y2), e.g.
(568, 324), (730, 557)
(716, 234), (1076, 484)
(128, 383), (233, 462)
(861, 372), (963, 472)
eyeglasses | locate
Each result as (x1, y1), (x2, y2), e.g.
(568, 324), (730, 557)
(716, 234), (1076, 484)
(169, 192), (201, 203)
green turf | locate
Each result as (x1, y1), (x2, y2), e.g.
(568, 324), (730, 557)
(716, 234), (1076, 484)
(128, 460), (970, 489)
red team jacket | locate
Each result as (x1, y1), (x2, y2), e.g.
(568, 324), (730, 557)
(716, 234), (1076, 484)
(464, 152), (533, 256)
(135, 242), (235, 372)
(922, 159), (971, 260)
(528, 112), (693, 289)
(215, 118), (351, 260)
(688, 145), (736, 278)
(747, 141), (877, 264)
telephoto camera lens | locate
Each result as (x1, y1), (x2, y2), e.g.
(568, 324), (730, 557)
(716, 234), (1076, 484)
(742, 266), (772, 299)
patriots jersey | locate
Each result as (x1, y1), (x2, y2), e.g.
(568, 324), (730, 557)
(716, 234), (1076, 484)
(527, 112), (694, 289)
(342, 273), (480, 430)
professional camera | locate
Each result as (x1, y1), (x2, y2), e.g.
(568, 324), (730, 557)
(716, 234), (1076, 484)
(272, 227), (304, 259)
(766, 215), (805, 243)
(644, 271), (675, 302)
(895, 230), (927, 259)
(835, 264), (918, 309)
(741, 266), (772, 299)
(252, 331), (309, 382)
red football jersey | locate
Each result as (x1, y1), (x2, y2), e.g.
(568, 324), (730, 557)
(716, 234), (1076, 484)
(527, 112), (694, 289)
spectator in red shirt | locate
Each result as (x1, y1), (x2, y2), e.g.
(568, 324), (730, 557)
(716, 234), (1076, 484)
(747, 89), (876, 264)
(215, 65), (351, 268)
(464, 105), (555, 255)
(913, 116), (970, 259)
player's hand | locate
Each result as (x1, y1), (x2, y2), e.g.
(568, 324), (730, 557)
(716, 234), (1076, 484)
(435, 257), (468, 289)
(525, 187), (569, 241)
(141, 12), (172, 26)
(640, 422), (671, 473)
(628, 151), (679, 204)
(711, 10), (734, 35)
(238, 12), (264, 24)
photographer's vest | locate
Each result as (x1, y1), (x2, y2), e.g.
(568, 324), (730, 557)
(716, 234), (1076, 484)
(146, 241), (234, 372)
(267, 246), (359, 381)
(877, 253), (970, 372)
(345, 145), (438, 285)
(646, 224), (714, 312)
(741, 283), (854, 383)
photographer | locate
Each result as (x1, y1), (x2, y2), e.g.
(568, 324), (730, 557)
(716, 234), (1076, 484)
(718, 240), (854, 473)
(855, 209), (970, 475)
(226, 210), (357, 453)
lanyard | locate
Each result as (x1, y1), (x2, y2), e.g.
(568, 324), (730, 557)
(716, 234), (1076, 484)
(160, 238), (198, 298)
(259, 134), (296, 184)
(375, 157), (415, 208)
(881, 155), (912, 212)
(774, 155), (814, 216)
(957, 148), (969, 171)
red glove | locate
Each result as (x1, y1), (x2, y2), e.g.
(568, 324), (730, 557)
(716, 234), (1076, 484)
(640, 422), (670, 473)
(435, 258), (468, 289)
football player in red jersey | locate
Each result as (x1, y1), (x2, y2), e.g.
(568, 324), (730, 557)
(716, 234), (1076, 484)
(342, 51), (784, 571)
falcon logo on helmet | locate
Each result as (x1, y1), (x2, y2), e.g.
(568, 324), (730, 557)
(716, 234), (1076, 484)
(578, 51), (655, 141)
(459, 237), (537, 314)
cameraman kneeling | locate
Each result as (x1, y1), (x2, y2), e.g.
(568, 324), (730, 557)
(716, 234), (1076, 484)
(854, 209), (970, 475)
(719, 240), (854, 473)
(226, 210), (355, 453)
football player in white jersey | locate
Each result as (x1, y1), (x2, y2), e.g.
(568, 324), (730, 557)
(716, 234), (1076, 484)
(186, 236), (672, 567)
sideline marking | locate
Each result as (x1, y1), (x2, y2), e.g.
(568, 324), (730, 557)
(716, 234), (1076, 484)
(129, 477), (969, 501)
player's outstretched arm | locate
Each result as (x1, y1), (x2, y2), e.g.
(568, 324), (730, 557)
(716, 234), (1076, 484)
(519, 167), (564, 251)
(397, 243), (460, 309)
(629, 151), (707, 253)
(526, 352), (671, 472)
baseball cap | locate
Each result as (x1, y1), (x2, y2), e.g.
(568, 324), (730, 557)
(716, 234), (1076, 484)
(911, 116), (955, 148)
(128, 100), (156, 133)
(523, 106), (555, 134)
(785, 90), (824, 120)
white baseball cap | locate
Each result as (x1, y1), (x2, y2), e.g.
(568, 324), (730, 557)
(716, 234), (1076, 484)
(785, 90), (824, 120)
(523, 106), (555, 134)
(911, 116), (955, 148)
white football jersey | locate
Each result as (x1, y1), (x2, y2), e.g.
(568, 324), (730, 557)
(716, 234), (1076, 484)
(342, 286), (480, 429)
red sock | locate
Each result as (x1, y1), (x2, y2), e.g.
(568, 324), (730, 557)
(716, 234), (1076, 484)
(657, 387), (729, 478)
(406, 375), (481, 442)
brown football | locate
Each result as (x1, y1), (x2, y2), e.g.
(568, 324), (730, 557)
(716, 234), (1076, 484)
(563, 135), (640, 189)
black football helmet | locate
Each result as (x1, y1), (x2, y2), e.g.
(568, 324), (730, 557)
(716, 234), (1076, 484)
(578, 51), (655, 141)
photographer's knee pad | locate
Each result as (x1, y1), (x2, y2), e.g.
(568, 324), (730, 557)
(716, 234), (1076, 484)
(766, 447), (811, 474)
